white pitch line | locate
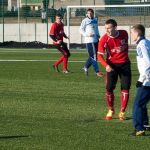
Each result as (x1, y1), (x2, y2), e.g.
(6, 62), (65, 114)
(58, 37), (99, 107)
(0, 51), (87, 54)
(0, 59), (85, 62)
(0, 59), (137, 63)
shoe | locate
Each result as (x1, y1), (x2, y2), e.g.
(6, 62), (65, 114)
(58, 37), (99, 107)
(82, 67), (88, 76)
(53, 65), (59, 72)
(96, 72), (103, 77)
(144, 125), (150, 131)
(129, 130), (145, 137)
(105, 109), (114, 120)
(63, 70), (70, 74)
(118, 111), (125, 121)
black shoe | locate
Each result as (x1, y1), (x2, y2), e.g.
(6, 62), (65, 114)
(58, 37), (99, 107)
(128, 130), (145, 137)
(52, 65), (59, 72)
(144, 125), (150, 131)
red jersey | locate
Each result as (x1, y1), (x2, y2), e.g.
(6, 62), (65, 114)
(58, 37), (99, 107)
(98, 30), (130, 66)
(49, 22), (65, 41)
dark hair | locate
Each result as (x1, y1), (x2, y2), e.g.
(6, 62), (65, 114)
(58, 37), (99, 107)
(132, 24), (145, 36)
(56, 14), (62, 18)
(87, 8), (94, 14)
(105, 19), (117, 27)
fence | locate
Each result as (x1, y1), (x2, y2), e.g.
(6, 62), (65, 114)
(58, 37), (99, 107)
(0, 0), (149, 44)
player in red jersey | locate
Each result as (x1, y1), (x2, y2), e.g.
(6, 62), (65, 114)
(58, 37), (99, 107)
(98, 19), (131, 120)
(49, 14), (70, 73)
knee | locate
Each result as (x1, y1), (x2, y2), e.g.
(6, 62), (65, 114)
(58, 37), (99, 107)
(106, 85), (115, 93)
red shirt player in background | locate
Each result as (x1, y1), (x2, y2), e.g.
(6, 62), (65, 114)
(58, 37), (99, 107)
(49, 14), (70, 73)
(98, 19), (131, 121)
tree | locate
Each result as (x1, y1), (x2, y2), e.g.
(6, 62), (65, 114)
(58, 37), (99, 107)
(42, 0), (49, 10)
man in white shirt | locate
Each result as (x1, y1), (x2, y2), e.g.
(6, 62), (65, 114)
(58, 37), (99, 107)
(79, 8), (103, 77)
(129, 24), (150, 136)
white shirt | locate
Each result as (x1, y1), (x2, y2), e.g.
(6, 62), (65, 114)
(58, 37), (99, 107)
(136, 37), (150, 86)
(79, 17), (100, 43)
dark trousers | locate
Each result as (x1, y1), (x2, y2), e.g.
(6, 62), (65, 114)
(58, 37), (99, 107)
(85, 42), (99, 73)
(55, 42), (70, 58)
(133, 86), (150, 131)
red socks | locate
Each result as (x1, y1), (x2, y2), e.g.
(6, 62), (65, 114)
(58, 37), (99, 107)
(54, 56), (68, 71)
(54, 56), (64, 66)
(106, 90), (129, 112)
(63, 57), (68, 71)
(106, 91), (114, 110)
(120, 90), (129, 112)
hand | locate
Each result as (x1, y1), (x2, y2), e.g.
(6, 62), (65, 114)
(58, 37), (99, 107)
(57, 40), (62, 44)
(106, 65), (113, 72)
(136, 81), (143, 88)
(66, 36), (69, 40)
(88, 33), (94, 37)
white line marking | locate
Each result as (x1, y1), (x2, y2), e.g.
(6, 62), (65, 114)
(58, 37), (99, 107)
(0, 59), (137, 63)
(0, 59), (85, 62)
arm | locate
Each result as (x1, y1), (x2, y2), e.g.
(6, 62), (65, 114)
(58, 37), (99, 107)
(95, 18), (100, 39)
(138, 43), (150, 83)
(97, 54), (113, 72)
(49, 23), (62, 44)
(63, 33), (69, 39)
(97, 36), (113, 72)
(79, 19), (89, 37)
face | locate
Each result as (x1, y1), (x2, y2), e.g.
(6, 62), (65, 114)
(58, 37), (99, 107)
(131, 28), (139, 42)
(55, 16), (62, 24)
(105, 23), (117, 36)
(86, 11), (94, 19)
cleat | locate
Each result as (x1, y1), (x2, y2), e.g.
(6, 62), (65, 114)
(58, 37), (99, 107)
(129, 130), (145, 137)
(82, 67), (88, 76)
(144, 125), (150, 131)
(63, 70), (70, 74)
(52, 65), (59, 72)
(96, 72), (104, 77)
(118, 111), (125, 121)
(105, 109), (114, 120)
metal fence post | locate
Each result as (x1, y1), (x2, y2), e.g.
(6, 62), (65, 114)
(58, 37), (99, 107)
(2, 0), (4, 42)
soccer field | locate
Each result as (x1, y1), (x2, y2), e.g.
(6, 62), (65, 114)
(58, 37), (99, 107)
(0, 48), (149, 150)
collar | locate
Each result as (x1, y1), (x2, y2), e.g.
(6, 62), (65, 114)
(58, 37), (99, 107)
(136, 36), (145, 44)
(87, 16), (93, 20)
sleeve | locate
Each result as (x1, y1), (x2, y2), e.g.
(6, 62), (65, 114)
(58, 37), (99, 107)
(63, 33), (68, 38)
(95, 19), (100, 38)
(138, 43), (150, 83)
(49, 23), (57, 42)
(49, 23), (55, 35)
(79, 19), (88, 37)
(97, 35), (108, 68)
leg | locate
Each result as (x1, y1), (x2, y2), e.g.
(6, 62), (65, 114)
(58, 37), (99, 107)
(84, 43), (92, 70)
(59, 43), (70, 72)
(119, 62), (131, 112)
(133, 87), (150, 131)
(105, 68), (118, 120)
(85, 43), (99, 73)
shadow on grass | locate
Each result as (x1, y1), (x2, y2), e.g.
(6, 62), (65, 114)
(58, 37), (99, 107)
(0, 135), (29, 139)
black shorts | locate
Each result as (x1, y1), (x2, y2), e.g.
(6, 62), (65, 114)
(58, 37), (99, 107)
(54, 42), (70, 58)
(106, 61), (131, 92)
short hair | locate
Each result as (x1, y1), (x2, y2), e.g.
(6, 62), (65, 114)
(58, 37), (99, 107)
(87, 8), (94, 14)
(132, 24), (145, 36)
(56, 14), (62, 18)
(105, 19), (117, 27)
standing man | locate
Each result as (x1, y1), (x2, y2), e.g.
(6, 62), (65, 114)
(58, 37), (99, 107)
(129, 24), (150, 136)
(98, 19), (131, 120)
(79, 8), (103, 77)
(49, 14), (70, 73)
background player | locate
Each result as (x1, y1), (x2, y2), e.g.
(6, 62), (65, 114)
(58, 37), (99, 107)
(79, 8), (103, 77)
(98, 19), (131, 120)
(49, 14), (70, 73)
(129, 24), (150, 136)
